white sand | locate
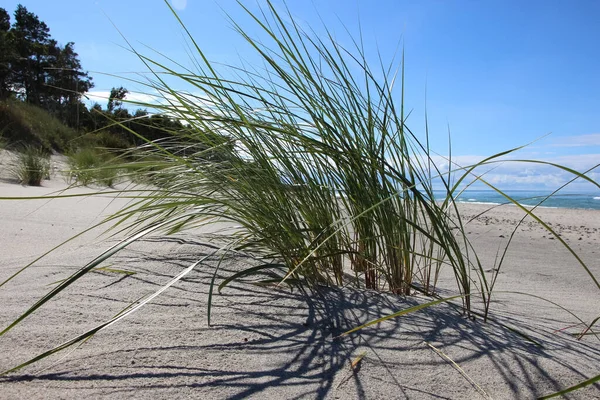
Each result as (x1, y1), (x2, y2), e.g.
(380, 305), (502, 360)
(0, 155), (599, 399)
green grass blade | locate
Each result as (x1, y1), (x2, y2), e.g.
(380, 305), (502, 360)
(337, 294), (466, 338)
(0, 214), (191, 336)
(538, 374), (600, 399)
(1, 254), (210, 375)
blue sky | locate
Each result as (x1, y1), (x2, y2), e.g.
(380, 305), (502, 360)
(4, 0), (600, 191)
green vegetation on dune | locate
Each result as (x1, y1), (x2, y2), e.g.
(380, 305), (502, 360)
(0, 4), (200, 182)
(0, 99), (78, 152)
(66, 147), (121, 187)
(11, 145), (50, 185)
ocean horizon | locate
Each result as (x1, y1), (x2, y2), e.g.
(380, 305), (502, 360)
(436, 189), (600, 210)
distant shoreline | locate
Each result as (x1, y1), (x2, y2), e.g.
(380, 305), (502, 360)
(444, 189), (600, 211)
(453, 198), (600, 211)
(1, 149), (599, 211)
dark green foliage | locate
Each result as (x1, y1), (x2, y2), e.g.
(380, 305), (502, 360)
(0, 9), (9, 33)
(11, 4), (52, 106)
(0, 5), (93, 130)
(44, 42), (93, 129)
(73, 131), (131, 151)
(0, 5), (223, 154)
(0, 8), (14, 100)
(107, 86), (128, 113)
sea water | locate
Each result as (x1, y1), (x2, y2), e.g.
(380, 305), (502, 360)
(435, 190), (600, 210)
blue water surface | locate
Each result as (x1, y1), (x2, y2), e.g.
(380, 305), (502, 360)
(433, 190), (600, 210)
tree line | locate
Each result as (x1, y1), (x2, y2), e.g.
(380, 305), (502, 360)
(0, 4), (185, 148)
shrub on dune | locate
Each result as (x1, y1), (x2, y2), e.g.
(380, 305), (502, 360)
(67, 147), (120, 187)
(11, 146), (51, 186)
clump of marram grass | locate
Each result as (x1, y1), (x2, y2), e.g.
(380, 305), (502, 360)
(0, 0), (598, 396)
(11, 146), (51, 186)
(111, 2), (483, 309)
(67, 147), (121, 187)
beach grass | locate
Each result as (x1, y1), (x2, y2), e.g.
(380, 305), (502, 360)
(11, 145), (51, 186)
(67, 147), (121, 187)
(0, 0), (598, 397)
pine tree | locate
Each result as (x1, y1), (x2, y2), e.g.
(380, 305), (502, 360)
(0, 8), (15, 99)
(11, 4), (52, 105)
(6, 5), (93, 128)
(46, 42), (94, 128)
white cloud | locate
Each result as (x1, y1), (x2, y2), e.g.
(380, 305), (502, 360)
(550, 133), (600, 148)
(86, 90), (161, 106)
(85, 89), (230, 131)
(171, 0), (187, 11)
(85, 89), (215, 111)
(81, 88), (600, 192)
(422, 152), (600, 191)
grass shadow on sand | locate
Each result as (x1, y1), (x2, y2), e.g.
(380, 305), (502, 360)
(1, 236), (599, 399)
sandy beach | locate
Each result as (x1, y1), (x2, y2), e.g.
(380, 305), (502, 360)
(0, 155), (599, 399)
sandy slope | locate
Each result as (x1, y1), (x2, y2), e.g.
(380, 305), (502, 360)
(0, 168), (599, 399)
